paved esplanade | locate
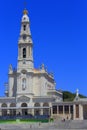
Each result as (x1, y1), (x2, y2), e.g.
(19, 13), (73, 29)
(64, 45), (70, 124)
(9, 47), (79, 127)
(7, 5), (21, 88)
(0, 120), (87, 130)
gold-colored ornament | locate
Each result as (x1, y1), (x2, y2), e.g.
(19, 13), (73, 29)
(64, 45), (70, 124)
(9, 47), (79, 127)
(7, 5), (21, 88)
(23, 9), (28, 15)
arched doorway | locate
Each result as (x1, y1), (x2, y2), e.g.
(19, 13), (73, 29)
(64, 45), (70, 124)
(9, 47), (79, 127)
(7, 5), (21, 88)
(10, 103), (16, 116)
(34, 103), (40, 115)
(1, 103), (7, 116)
(21, 103), (28, 116)
(43, 103), (49, 115)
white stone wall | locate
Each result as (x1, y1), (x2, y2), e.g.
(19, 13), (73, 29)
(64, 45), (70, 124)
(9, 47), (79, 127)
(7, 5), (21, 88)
(32, 74), (55, 96)
(33, 76), (40, 96)
(40, 76), (47, 96)
(27, 74), (33, 94)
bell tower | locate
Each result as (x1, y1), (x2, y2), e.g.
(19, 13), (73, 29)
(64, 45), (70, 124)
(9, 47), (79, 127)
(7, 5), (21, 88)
(17, 9), (34, 72)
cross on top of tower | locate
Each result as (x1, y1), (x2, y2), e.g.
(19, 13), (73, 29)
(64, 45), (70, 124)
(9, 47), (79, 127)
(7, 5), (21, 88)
(23, 1), (28, 15)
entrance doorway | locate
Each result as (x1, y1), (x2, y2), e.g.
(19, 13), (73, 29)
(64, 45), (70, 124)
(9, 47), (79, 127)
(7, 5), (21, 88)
(21, 103), (28, 115)
(34, 103), (40, 115)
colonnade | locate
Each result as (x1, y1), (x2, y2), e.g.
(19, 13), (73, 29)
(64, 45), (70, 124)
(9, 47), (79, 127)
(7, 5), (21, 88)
(0, 102), (87, 120)
(51, 104), (73, 119)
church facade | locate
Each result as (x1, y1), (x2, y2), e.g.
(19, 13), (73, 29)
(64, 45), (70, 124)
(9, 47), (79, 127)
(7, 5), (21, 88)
(0, 9), (87, 120)
(1, 9), (62, 117)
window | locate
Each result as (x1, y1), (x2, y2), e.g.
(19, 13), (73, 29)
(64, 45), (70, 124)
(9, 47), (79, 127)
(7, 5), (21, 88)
(22, 78), (26, 90)
(23, 25), (26, 31)
(23, 48), (26, 58)
(59, 106), (63, 114)
(53, 106), (57, 114)
(64, 106), (69, 114)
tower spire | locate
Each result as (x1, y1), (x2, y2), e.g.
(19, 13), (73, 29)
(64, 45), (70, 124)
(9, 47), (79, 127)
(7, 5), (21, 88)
(17, 8), (34, 72)
(23, 1), (28, 14)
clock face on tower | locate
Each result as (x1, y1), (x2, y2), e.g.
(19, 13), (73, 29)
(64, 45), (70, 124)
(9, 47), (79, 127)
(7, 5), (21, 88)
(23, 34), (26, 40)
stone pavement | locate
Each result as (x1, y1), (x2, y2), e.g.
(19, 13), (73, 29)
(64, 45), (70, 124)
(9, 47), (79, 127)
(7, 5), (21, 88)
(0, 120), (87, 130)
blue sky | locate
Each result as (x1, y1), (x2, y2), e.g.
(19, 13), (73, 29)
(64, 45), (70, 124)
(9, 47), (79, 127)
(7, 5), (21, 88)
(0, 0), (87, 96)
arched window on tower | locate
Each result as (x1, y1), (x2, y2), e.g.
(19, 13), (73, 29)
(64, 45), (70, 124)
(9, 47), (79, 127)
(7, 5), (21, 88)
(23, 25), (26, 31)
(23, 48), (26, 58)
(22, 78), (26, 90)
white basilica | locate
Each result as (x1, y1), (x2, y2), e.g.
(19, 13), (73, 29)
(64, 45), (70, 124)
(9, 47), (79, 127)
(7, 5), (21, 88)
(0, 9), (87, 120)
(1, 9), (62, 117)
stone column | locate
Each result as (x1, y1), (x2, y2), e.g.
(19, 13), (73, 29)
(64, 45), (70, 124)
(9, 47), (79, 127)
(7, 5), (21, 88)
(49, 103), (52, 117)
(40, 103), (43, 115)
(68, 105), (71, 119)
(69, 105), (70, 114)
(50, 107), (53, 117)
(28, 109), (32, 114)
(27, 46), (29, 58)
(63, 105), (65, 115)
(16, 103), (21, 115)
(0, 104), (2, 116)
(7, 109), (10, 115)
(16, 109), (19, 115)
(40, 108), (43, 115)
(79, 104), (83, 120)
(57, 105), (59, 115)
(7, 103), (10, 115)
(73, 104), (76, 120)
(0, 110), (2, 116)
(31, 108), (34, 116)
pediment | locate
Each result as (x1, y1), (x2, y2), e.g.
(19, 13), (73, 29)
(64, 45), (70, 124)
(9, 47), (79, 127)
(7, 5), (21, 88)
(17, 96), (30, 102)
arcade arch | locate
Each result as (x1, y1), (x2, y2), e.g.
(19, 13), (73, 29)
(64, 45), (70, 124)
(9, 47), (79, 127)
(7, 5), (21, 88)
(1, 103), (7, 116)
(10, 103), (16, 116)
(43, 103), (49, 115)
(21, 103), (28, 115)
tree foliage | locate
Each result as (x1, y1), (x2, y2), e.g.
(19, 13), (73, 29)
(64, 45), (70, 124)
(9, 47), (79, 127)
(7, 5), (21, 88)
(63, 91), (86, 101)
